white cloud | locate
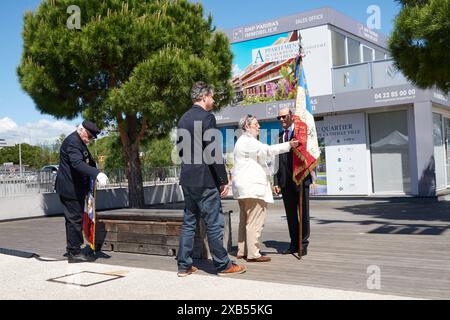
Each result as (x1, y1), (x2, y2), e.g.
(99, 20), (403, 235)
(0, 117), (76, 146)
(0, 117), (18, 133)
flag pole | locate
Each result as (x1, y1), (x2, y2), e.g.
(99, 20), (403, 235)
(298, 182), (303, 258)
(297, 30), (304, 259)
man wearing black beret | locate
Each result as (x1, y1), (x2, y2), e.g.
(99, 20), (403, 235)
(55, 120), (109, 263)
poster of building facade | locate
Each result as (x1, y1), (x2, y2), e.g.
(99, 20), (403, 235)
(231, 26), (331, 106)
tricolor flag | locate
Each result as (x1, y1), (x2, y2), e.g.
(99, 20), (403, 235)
(83, 177), (96, 252)
(291, 50), (320, 185)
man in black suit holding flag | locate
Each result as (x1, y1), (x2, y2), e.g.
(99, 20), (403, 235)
(56, 120), (108, 263)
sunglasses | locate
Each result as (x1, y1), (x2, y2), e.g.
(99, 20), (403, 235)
(277, 114), (289, 121)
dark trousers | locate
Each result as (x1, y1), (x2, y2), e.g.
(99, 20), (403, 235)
(177, 186), (231, 272)
(59, 196), (84, 255)
(281, 182), (310, 250)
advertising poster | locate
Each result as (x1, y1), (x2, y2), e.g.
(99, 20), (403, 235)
(315, 113), (369, 195)
(230, 26), (331, 107)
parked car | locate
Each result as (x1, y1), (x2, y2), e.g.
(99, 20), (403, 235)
(38, 165), (59, 192)
(41, 165), (59, 174)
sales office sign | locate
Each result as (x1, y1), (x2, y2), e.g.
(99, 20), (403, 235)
(252, 41), (299, 65)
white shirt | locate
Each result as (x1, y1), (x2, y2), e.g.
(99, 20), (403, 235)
(232, 132), (291, 203)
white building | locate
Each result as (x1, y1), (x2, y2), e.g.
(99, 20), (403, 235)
(215, 7), (450, 197)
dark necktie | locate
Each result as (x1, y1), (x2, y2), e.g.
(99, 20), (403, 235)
(284, 129), (289, 142)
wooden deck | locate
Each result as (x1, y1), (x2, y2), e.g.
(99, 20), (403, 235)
(1, 198), (449, 299)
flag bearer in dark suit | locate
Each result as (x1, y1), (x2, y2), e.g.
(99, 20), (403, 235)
(273, 108), (312, 255)
(56, 120), (108, 263)
(176, 81), (246, 277)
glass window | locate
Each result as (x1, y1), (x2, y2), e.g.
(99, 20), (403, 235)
(362, 46), (374, 62)
(347, 37), (360, 64)
(369, 111), (410, 193)
(375, 49), (385, 61)
(331, 30), (346, 66)
(219, 125), (238, 153)
(433, 113), (446, 189)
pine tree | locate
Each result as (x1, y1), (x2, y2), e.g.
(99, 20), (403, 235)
(18, 0), (233, 207)
(388, 0), (450, 93)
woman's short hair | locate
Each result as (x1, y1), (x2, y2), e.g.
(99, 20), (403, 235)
(190, 81), (214, 102)
(238, 114), (257, 131)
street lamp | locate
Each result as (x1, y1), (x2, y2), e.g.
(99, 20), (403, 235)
(19, 142), (22, 177)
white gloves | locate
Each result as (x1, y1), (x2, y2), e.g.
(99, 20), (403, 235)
(96, 172), (109, 187)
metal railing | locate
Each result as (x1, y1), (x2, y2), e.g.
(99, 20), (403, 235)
(100, 166), (181, 189)
(0, 166), (181, 197)
(0, 171), (54, 196)
(332, 59), (409, 94)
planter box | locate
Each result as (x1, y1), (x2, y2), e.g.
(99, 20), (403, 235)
(95, 209), (232, 258)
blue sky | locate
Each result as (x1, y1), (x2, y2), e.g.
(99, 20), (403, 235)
(0, 0), (401, 145)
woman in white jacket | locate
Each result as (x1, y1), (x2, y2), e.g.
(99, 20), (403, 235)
(232, 114), (298, 262)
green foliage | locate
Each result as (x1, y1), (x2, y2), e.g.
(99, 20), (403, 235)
(280, 64), (294, 85)
(241, 95), (276, 105)
(18, 0), (234, 206)
(88, 133), (175, 169)
(0, 143), (59, 170)
(18, 0), (233, 128)
(87, 134), (126, 170)
(141, 135), (174, 168)
(389, 0), (450, 92)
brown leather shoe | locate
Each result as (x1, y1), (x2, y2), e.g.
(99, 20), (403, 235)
(246, 256), (271, 262)
(218, 263), (246, 276)
(177, 266), (198, 277)
(236, 255), (247, 259)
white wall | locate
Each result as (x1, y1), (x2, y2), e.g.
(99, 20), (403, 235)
(301, 25), (333, 97)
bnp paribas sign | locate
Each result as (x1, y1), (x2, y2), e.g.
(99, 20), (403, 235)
(252, 41), (299, 65)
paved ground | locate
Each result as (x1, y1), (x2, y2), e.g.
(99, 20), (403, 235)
(0, 253), (413, 300)
(1, 198), (449, 300)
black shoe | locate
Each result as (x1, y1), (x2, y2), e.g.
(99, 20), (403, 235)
(67, 252), (95, 263)
(282, 247), (308, 255)
(282, 247), (298, 255)
(300, 247), (308, 256)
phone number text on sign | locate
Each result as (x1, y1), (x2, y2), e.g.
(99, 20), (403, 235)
(374, 89), (416, 102)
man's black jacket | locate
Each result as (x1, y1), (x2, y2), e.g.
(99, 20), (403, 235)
(55, 131), (99, 200)
(274, 130), (312, 188)
(177, 105), (228, 188)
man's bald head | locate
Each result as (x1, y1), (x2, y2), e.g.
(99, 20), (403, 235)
(277, 108), (293, 129)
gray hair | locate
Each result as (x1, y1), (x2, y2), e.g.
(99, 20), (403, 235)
(238, 114), (257, 131)
(76, 124), (84, 134)
(191, 81), (214, 102)
(279, 107), (293, 115)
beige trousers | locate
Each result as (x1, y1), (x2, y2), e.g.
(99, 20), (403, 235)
(237, 198), (267, 259)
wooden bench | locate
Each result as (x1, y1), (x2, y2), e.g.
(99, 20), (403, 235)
(95, 209), (232, 259)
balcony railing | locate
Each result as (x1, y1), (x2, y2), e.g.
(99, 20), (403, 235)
(332, 59), (409, 94)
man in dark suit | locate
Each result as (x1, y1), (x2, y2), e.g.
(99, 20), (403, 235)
(273, 108), (312, 255)
(56, 120), (108, 263)
(176, 81), (246, 277)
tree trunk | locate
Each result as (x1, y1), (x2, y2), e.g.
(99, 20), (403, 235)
(118, 114), (146, 209)
(126, 145), (145, 208)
